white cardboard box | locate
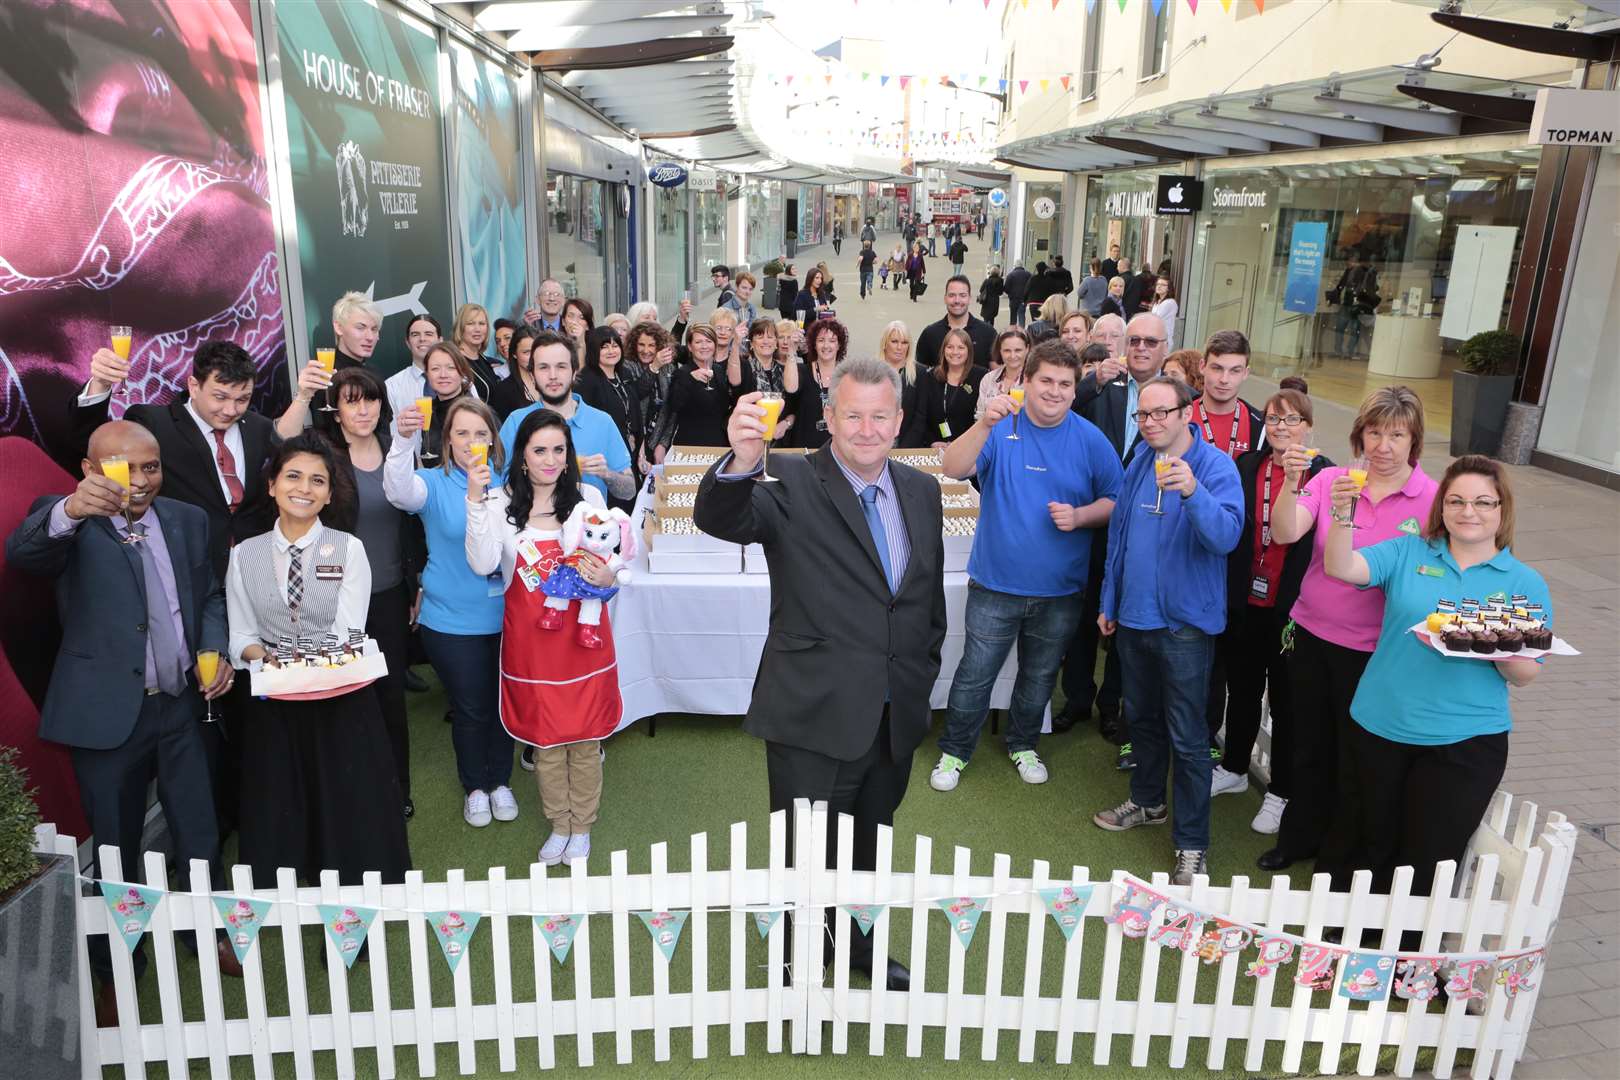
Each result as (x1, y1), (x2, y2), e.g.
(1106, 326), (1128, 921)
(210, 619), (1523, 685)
(743, 543), (768, 573)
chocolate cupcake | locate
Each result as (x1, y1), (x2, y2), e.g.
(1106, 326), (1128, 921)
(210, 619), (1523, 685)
(1442, 627), (1475, 653)
(1523, 624), (1553, 651)
(1471, 629), (1499, 654)
(1495, 628), (1524, 652)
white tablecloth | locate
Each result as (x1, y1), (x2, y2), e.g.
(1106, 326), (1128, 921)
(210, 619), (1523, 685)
(607, 485), (1042, 729)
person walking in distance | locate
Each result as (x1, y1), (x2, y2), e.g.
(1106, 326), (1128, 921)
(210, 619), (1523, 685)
(858, 241), (878, 300)
(1004, 262), (1032, 328)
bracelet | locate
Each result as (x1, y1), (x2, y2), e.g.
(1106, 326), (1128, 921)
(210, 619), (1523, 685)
(1330, 509), (1354, 526)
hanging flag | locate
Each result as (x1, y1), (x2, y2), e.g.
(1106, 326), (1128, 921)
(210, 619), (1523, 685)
(635, 910), (690, 963)
(1245, 933), (1298, 977)
(786, 75), (794, 85)
(1255, 0), (1266, 11)
(1443, 957), (1492, 1001)
(978, 75), (989, 87)
(1052, 0), (1062, 8)
(1187, 0), (1200, 14)
(1220, 0), (1234, 10)
(842, 903), (882, 936)
(1394, 957), (1443, 1001)
(100, 882), (162, 954)
(1118, 0), (1129, 11)
(1496, 951), (1542, 998)
(427, 910), (482, 974)
(1087, 0), (1099, 13)
(880, 75), (890, 87)
(862, 71), (871, 81)
(937, 897), (989, 951)
(825, 74), (833, 87)
(899, 76), (911, 90)
(318, 904), (378, 970)
(1196, 919), (1253, 965)
(215, 895), (272, 965)
(1150, 904), (1206, 953)
(1060, 75), (1072, 91)
(999, 79), (1009, 92)
(1105, 880), (1164, 938)
(1038, 884), (1094, 941)
(1039, 78), (1050, 92)
(1294, 943), (1342, 992)
(1018, 80), (1030, 94)
(752, 909), (783, 939)
(1338, 952), (1397, 1002)
(536, 914), (582, 964)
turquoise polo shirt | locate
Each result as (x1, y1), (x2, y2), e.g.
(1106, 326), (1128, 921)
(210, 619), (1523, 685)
(1350, 534), (1553, 746)
(498, 395), (631, 502)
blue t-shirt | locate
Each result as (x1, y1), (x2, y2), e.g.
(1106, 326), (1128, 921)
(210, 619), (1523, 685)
(413, 466), (505, 636)
(1352, 534), (1553, 746)
(968, 411), (1121, 597)
(498, 395), (631, 501)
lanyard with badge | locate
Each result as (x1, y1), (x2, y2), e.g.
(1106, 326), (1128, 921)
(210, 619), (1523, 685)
(1250, 462), (1279, 601)
(813, 362), (832, 431)
(939, 378), (971, 439)
(1197, 399), (1249, 457)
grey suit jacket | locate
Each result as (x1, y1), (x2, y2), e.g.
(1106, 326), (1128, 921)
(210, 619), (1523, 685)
(694, 447), (947, 762)
(5, 495), (226, 749)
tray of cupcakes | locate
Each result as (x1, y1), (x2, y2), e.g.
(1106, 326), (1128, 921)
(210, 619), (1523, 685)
(1411, 598), (1578, 661)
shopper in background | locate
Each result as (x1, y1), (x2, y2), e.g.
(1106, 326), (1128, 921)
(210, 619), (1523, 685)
(1078, 259), (1108, 318)
(1004, 262), (1032, 327)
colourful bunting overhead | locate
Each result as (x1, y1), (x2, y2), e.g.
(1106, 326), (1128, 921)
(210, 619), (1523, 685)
(842, 903), (882, 936)
(1338, 951), (1397, 1002)
(1060, 75), (1072, 92)
(1038, 884), (1093, 941)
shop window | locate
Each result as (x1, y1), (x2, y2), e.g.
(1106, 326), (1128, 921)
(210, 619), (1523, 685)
(1140, 2), (1170, 80)
(1081, 7), (1104, 101)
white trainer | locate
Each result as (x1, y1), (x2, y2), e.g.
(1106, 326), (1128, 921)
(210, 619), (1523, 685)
(1251, 792), (1288, 835)
(490, 785), (519, 822)
(539, 831), (568, 865)
(1010, 750), (1048, 784)
(1210, 767), (1250, 797)
(930, 753), (965, 792)
(564, 832), (591, 865)
(463, 790), (492, 827)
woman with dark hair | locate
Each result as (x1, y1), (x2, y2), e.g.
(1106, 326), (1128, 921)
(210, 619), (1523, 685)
(652, 324), (735, 452)
(386, 396), (519, 829)
(385, 313), (443, 421)
(775, 263), (799, 320)
(906, 241), (928, 303)
(793, 266), (829, 326)
(787, 317), (848, 450)
(739, 316), (800, 399)
(978, 265), (1004, 325)
(562, 297), (594, 352)
(313, 368), (422, 819)
(465, 409), (617, 866)
(226, 433), (411, 885)
(910, 327), (988, 448)
(576, 325), (642, 477)
(488, 325), (539, 421)
(975, 327), (1030, 419)
(626, 322), (677, 469)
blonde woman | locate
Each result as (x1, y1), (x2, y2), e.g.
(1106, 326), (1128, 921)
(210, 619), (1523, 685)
(1028, 293), (1068, 340)
(451, 303), (501, 398)
(878, 320), (922, 445)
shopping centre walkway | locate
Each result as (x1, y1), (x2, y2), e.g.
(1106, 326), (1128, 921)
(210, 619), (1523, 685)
(778, 231), (1620, 1079)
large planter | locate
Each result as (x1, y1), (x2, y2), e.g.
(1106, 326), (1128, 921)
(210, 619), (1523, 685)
(0, 853), (80, 1080)
(1450, 371), (1516, 457)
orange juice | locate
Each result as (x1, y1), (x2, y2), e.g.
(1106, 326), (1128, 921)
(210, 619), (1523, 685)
(111, 332), (132, 361)
(195, 650), (221, 687)
(1009, 387), (1025, 408)
(316, 347), (336, 374)
(1154, 459), (1172, 478)
(100, 456), (130, 492)
(469, 442), (489, 468)
(1347, 468), (1369, 489)
(1305, 447), (1320, 459)
(758, 396), (785, 439)
(415, 396), (433, 428)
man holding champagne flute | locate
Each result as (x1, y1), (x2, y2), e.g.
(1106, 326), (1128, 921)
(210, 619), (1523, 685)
(274, 292), (387, 436)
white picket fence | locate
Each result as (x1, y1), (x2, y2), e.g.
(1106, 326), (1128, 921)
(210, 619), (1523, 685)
(21, 790), (1575, 1080)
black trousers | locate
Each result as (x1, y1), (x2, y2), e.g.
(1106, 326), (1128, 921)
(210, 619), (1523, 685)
(73, 691), (221, 982)
(1211, 604), (1294, 796)
(367, 580), (412, 802)
(1345, 724), (1507, 899)
(766, 711), (911, 973)
(1274, 626), (1370, 882)
(1061, 532), (1123, 726)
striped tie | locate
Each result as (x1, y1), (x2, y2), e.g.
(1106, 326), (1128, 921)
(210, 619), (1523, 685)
(287, 545), (303, 612)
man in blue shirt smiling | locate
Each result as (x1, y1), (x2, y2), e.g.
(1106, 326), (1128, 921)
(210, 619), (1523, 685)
(497, 331), (634, 504)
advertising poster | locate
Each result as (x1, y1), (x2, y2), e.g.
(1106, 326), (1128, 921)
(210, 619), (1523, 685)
(1284, 221), (1329, 314)
(0, 0), (283, 455)
(450, 39), (526, 323)
(276, 0), (450, 375)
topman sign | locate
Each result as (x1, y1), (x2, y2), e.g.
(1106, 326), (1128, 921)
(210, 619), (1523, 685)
(1530, 88), (1618, 147)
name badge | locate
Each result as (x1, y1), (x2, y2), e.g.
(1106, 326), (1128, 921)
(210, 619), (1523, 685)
(315, 564), (343, 580)
(1249, 575), (1271, 601)
(517, 538), (543, 567)
(1417, 565), (1445, 578)
(938, 421), (952, 438)
(486, 571), (505, 598)
(517, 565), (543, 593)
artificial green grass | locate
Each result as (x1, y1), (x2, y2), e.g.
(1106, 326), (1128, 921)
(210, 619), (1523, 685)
(110, 674), (1442, 1078)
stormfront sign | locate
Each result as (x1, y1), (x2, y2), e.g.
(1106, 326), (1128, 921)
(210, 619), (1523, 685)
(1531, 88), (1618, 147)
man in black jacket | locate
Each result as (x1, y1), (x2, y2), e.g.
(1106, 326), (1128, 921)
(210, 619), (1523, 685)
(1100, 242), (1120, 284)
(695, 358), (946, 991)
(1046, 255), (1075, 298)
(915, 276), (997, 370)
(1004, 263), (1032, 327)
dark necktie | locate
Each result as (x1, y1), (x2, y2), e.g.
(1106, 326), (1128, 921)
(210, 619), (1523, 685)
(128, 522), (186, 696)
(859, 485), (897, 593)
(212, 429), (244, 510)
(287, 545), (303, 612)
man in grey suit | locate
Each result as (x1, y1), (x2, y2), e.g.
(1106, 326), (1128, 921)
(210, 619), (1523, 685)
(695, 357), (946, 991)
(6, 421), (239, 1017)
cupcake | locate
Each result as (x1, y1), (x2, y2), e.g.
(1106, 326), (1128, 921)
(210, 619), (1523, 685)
(1523, 623), (1553, 651)
(1426, 612), (1456, 634)
(1471, 629), (1499, 654)
(1442, 627), (1475, 653)
(1495, 628), (1524, 652)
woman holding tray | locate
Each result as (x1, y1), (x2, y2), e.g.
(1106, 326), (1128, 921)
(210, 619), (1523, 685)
(226, 433), (411, 886)
(1322, 455), (1549, 899)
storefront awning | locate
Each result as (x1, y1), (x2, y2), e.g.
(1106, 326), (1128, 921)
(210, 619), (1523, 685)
(995, 65), (1557, 174)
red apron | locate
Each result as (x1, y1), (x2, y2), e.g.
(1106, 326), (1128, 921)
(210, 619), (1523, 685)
(498, 535), (622, 748)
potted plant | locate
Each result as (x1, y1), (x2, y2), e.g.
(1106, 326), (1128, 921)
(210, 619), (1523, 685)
(1451, 329), (1521, 457)
(785, 230), (798, 259)
(0, 748), (79, 1078)
(761, 257), (786, 309)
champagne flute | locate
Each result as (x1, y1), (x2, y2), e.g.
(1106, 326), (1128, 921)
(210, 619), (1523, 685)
(316, 348), (338, 411)
(468, 442), (490, 501)
(757, 393), (784, 483)
(1345, 456), (1369, 532)
(196, 650), (221, 722)
(1144, 450), (1171, 515)
(1294, 430), (1319, 496)
(99, 455), (143, 541)
(110, 326), (133, 409)
(1006, 385), (1025, 441)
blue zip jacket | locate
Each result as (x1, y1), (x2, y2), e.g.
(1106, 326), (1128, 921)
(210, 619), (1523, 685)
(1101, 422), (1244, 635)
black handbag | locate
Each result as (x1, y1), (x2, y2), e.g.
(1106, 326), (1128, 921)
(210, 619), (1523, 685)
(916, 281), (928, 295)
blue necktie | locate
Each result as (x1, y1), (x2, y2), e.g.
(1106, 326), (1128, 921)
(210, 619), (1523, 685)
(859, 485), (897, 592)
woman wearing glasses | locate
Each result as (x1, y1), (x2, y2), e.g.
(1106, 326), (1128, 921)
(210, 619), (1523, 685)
(1321, 456), (1548, 900)
(1206, 378), (1331, 836)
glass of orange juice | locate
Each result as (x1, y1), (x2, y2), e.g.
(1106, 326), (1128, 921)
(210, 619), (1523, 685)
(1144, 451), (1172, 515)
(110, 326), (133, 405)
(468, 442), (490, 501)
(1344, 456), (1369, 531)
(1006, 385), (1025, 441)
(196, 650), (221, 721)
(315, 348), (338, 412)
(415, 396), (434, 430)
(758, 393), (784, 483)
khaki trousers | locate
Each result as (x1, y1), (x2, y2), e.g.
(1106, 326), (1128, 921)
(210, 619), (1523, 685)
(533, 740), (603, 833)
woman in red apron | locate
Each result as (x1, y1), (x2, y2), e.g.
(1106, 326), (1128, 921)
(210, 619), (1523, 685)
(465, 408), (622, 866)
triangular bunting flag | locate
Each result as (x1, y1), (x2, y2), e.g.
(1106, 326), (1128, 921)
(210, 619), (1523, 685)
(318, 904), (378, 969)
(100, 882), (161, 953)
(1153, 0), (1167, 14)
(1255, 0), (1265, 11)
(937, 897), (988, 950)
(1338, 951), (1396, 1002)
(752, 909), (783, 939)
(825, 74), (833, 86)
(978, 75), (989, 86)
(536, 914), (582, 964)
(900, 76), (911, 90)
(1053, 0), (1062, 8)
(1220, 0), (1233, 10)
(841, 903), (882, 936)
(1187, 0), (1199, 13)
(1038, 78), (1049, 92)
(635, 910), (690, 962)
(1087, 0), (1099, 13)
(1118, 0), (1129, 11)
(1061, 75), (1072, 91)
(862, 71), (871, 81)
(998, 79), (1008, 92)
(785, 75), (794, 85)
(1038, 884), (1094, 941)
(880, 75), (890, 87)
(215, 895), (272, 965)
(1018, 80), (1030, 94)
(427, 910), (482, 974)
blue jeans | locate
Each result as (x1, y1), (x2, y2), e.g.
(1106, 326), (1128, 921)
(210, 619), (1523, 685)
(1115, 624), (1215, 850)
(1011, 300), (1027, 327)
(421, 626), (513, 794)
(860, 270), (874, 297)
(939, 584), (1083, 762)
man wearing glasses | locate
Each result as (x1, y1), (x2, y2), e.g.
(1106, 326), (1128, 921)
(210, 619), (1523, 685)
(1192, 330), (1265, 458)
(1091, 377), (1243, 887)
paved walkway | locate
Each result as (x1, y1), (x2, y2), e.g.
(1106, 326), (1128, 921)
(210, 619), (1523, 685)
(779, 231), (1620, 1078)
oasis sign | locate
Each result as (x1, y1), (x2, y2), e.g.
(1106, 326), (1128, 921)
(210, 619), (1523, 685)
(648, 161), (689, 187)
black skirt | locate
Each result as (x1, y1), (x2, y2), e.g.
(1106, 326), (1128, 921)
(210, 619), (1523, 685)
(239, 686), (412, 886)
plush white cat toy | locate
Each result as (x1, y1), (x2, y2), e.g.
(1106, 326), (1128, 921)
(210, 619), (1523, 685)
(538, 504), (635, 648)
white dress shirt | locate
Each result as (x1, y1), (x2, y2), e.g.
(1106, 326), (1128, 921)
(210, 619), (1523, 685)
(76, 383), (245, 504)
(384, 365), (427, 426)
(225, 520), (371, 667)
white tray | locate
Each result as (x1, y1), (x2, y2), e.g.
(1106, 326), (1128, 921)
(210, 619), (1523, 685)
(1409, 622), (1578, 662)
(250, 640), (388, 698)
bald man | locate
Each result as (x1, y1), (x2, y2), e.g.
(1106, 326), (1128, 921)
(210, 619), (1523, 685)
(7, 420), (238, 1010)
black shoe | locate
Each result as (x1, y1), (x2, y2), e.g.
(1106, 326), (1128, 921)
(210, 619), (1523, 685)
(442, 710), (454, 725)
(403, 797), (414, 820)
(853, 957), (911, 992)
(1256, 847), (1296, 872)
(1098, 710), (1122, 745)
(404, 669), (428, 692)
(1050, 707), (1081, 735)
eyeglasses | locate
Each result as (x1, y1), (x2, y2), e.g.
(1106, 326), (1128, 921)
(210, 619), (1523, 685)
(1264, 414), (1307, 428)
(1127, 336), (1164, 348)
(1444, 496), (1502, 512)
(1131, 406), (1185, 423)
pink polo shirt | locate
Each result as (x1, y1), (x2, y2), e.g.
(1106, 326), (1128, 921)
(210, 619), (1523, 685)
(1288, 464), (1439, 651)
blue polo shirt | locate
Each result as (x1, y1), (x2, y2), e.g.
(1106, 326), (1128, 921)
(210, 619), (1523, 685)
(1351, 534), (1553, 746)
(498, 395), (631, 501)
(968, 411), (1121, 597)
(413, 465), (505, 636)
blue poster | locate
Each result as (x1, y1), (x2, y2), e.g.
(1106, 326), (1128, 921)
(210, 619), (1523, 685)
(1284, 222), (1329, 314)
